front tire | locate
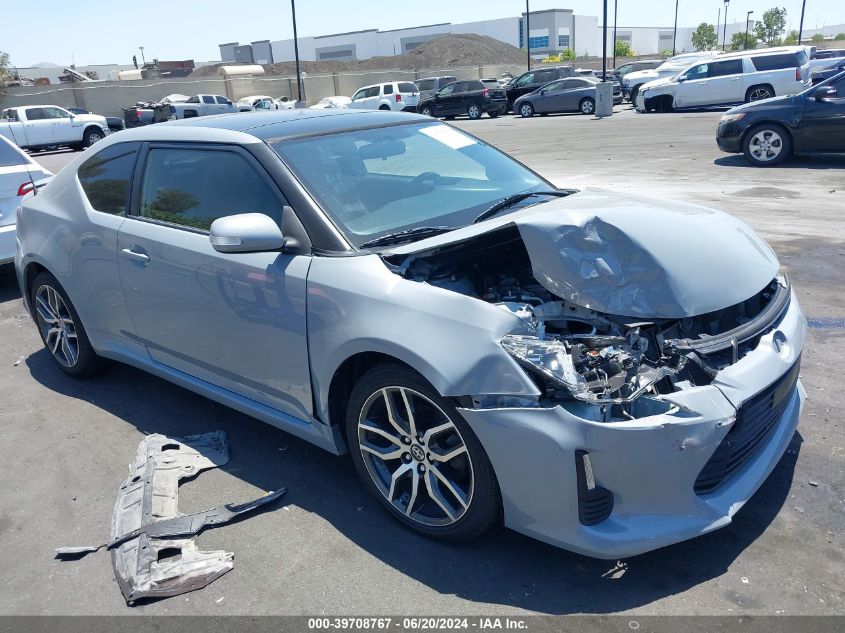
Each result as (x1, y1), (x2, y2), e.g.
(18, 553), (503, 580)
(579, 97), (595, 115)
(82, 127), (104, 148)
(30, 271), (103, 377)
(346, 364), (500, 541)
(742, 123), (792, 166)
(518, 102), (534, 118)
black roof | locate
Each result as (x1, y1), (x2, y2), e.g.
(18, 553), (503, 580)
(167, 109), (431, 141)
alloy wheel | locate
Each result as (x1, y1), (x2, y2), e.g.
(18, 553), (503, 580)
(34, 284), (79, 368)
(357, 386), (474, 527)
(748, 129), (783, 162)
(749, 87), (772, 101)
(468, 105), (481, 119)
(520, 103), (533, 117)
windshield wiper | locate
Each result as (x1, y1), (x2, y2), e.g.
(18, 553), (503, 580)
(473, 190), (573, 224)
(360, 226), (454, 249)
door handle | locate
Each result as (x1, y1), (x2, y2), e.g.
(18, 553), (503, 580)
(121, 248), (150, 263)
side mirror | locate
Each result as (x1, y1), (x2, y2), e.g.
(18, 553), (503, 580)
(812, 85), (837, 100)
(677, 75), (688, 82)
(539, 89), (547, 95)
(209, 213), (285, 254)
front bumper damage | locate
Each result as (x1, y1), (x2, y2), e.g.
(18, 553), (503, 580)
(458, 290), (806, 559)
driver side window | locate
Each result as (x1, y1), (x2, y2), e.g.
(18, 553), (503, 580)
(685, 64), (709, 81)
(439, 84), (455, 96)
(515, 73), (535, 87)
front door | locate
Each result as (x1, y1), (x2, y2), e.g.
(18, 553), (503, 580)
(801, 75), (845, 151)
(22, 108), (55, 145)
(117, 143), (314, 421)
(433, 83), (456, 115)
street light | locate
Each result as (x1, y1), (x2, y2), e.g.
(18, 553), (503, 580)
(602, 0), (608, 82)
(612, 0), (618, 70)
(672, 0), (679, 56)
(745, 11), (754, 50)
(525, 0), (531, 71)
(722, 0), (730, 52)
(798, 0), (807, 43)
(291, 0), (303, 102)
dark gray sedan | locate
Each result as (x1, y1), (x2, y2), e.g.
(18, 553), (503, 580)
(514, 77), (622, 117)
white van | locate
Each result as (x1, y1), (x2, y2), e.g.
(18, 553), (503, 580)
(636, 46), (811, 112)
(348, 82), (420, 112)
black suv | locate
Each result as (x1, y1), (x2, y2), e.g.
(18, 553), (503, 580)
(504, 66), (576, 111)
(418, 80), (508, 120)
(415, 76), (458, 102)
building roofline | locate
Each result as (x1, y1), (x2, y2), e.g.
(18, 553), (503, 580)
(380, 22), (451, 33)
(314, 28), (378, 40)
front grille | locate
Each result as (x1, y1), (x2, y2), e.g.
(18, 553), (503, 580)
(694, 358), (800, 495)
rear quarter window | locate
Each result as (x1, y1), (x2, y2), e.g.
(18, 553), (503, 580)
(78, 142), (140, 215)
(398, 82), (418, 93)
(383, 84), (394, 95)
(751, 53), (804, 71)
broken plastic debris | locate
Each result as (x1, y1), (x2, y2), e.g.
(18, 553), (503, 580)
(55, 431), (286, 604)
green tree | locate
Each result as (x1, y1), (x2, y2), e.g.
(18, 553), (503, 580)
(614, 40), (634, 57)
(836, 33), (845, 40)
(754, 7), (787, 47)
(560, 47), (576, 61)
(0, 51), (11, 87)
(783, 30), (799, 44)
(730, 31), (753, 50)
(692, 23), (718, 51)
(810, 33), (825, 43)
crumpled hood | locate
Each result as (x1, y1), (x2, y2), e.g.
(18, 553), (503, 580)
(387, 189), (779, 319)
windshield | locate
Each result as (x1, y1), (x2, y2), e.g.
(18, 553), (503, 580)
(658, 55), (709, 72)
(270, 122), (549, 248)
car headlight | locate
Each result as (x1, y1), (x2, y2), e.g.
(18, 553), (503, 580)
(720, 113), (746, 124)
(501, 333), (677, 405)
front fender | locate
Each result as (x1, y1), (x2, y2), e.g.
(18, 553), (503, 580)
(306, 255), (541, 425)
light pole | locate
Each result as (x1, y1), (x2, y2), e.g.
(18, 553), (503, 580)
(672, 0), (679, 56)
(291, 0), (303, 102)
(602, 0), (608, 82)
(798, 0), (807, 43)
(525, 0), (531, 71)
(139, 46), (146, 66)
(722, 0), (730, 52)
(612, 0), (618, 70)
(745, 11), (754, 49)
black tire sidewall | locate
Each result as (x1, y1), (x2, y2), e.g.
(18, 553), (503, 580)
(345, 363), (501, 541)
(742, 123), (791, 166)
(30, 271), (101, 377)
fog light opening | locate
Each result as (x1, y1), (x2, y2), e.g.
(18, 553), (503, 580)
(575, 450), (614, 526)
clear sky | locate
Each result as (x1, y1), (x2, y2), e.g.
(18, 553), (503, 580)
(5, 0), (843, 67)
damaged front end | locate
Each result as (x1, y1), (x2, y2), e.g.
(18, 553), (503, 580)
(385, 213), (790, 422)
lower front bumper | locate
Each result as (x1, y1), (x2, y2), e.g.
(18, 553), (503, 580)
(717, 122), (744, 152)
(459, 291), (806, 559)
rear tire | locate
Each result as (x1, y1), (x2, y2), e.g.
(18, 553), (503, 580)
(467, 102), (482, 120)
(30, 271), (103, 377)
(742, 123), (792, 166)
(346, 364), (501, 542)
(579, 97), (595, 115)
(419, 105), (434, 117)
(518, 102), (534, 118)
(746, 85), (774, 102)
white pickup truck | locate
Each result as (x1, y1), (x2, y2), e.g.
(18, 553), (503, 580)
(0, 105), (109, 152)
(169, 95), (238, 119)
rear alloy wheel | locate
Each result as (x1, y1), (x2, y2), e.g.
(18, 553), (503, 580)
(30, 271), (102, 377)
(346, 365), (500, 541)
(743, 123), (792, 166)
(580, 97), (595, 115)
(746, 85), (774, 102)
(467, 103), (482, 120)
(519, 102), (534, 118)
(419, 105), (433, 117)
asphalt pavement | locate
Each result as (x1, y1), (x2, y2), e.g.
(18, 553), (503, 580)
(0, 106), (842, 616)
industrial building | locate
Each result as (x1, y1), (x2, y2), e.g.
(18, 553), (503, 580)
(219, 8), (763, 65)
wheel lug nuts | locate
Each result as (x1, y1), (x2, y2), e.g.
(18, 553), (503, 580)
(418, 464), (426, 473)
(402, 436), (411, 444)
(403, 453), (411, 462)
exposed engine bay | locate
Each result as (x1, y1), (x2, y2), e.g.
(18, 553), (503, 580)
(385, 226), (790, 418)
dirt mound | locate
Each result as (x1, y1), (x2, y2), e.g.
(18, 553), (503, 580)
(192, 34), (526, 78)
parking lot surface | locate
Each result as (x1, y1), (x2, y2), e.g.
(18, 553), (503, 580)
(1, 107), (843, 616)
